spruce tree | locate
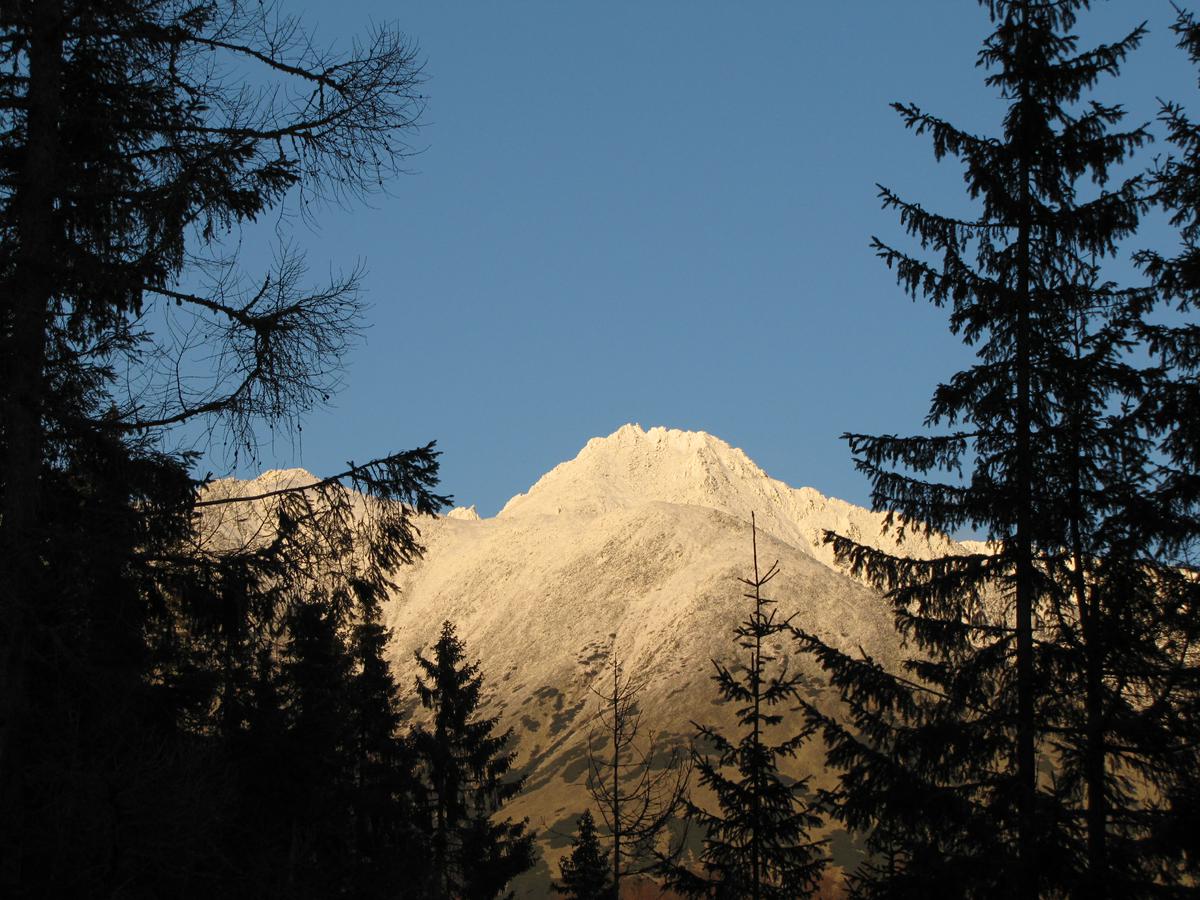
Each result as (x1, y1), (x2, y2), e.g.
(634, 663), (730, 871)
(220, 574), (432, 898)
(1031, 293), (1194, 894)
(557, 810), (613, 900)
(670, 515), (826, 899)
(1131, 5), (1200, 883)
(791, 1), (1179, 896)
(347, 581), (431, 894)
(277, 593), (357, 896)
(230, 645), (294, 895)
(414, 620), (536, 899)
(0, 1), (444, 894)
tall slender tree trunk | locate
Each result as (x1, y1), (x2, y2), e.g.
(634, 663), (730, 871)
(436, 738), (450, 900)
(750, 515), (762, 900)
(1014, 109), (1038, 900)
(1084, 598), (1106, 893)
(611, 660), (621, 900)
(0, 0), (62, 890)
(1014, 254), (1037, 899)
(1069, 495), (1108, 895)
(1068, 316), (1108, 897)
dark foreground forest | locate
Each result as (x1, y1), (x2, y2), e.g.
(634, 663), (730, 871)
(1, 1), (1198, 897)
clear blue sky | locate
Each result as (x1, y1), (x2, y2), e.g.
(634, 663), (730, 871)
(208, 1), (1196, 516)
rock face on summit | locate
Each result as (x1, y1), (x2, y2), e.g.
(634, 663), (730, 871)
(379, 425), (963, 892)
(498, 423), (960, 568)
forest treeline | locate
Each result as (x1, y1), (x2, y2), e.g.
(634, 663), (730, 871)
(0, 0), (1198, 897)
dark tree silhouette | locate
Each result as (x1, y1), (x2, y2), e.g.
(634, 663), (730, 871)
(0, 0), (444, 894)
(215, 567), (434, 898)
(414, 620), (537, 899)
(585, 647), (690, 896)
(347, 582), (432, 894)
(277, 595), (356, 894)
(557, 810), (614, 900)
(670, 515), (826, 899)
(793, 1), (1193, 896)
(1132, 5), (1200, 883)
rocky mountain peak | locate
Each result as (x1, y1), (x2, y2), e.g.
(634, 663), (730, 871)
(446, 504), (481, 521)
(496, 424), (958, 568)
(499, 423), (773, 520)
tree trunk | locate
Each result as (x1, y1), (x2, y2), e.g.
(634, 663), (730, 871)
(750, 516), (762, 900)
(1014, 115), (1038, 900)
(1083, 584), (1107, 897)
(1068, 319), (1107, 897)
(612, 661), (621, 900)
(0, 0), (62, 890)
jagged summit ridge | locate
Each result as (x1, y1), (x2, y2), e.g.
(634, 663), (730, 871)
(498, 423), (786, 519)
(446, 505), (481, 521)
(497, 423), (959, 568)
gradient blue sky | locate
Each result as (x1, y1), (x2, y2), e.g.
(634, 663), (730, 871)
(209, 1), (1196, 516)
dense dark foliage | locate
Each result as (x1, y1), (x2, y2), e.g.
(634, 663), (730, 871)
(795, 1), (1200, 897)
(414, 621), (536, 899)
(670, 516), (826, 898)
(556, 810), (614, 900)
(1132, 6), (1200, 885)
(0, 1), (457, 896)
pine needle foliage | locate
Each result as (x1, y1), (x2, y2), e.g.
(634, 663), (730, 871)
(791, 1), (1193, 896)
(671, 514), (826, 899)
(1130, 5), (1200, 884)
(557, 810), (614, 900)
(0, 1), (447, 894)
(414, 620), (537, 899)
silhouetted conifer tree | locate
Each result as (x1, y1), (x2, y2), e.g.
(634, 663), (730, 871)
(229, 645), (293, 895)
(278, 594), (356, 894)
(670, 515), (826, 899)
(792, 2), (1191, 896)
(220, 576), (431, 898)
(0, 1), (444, 894)
(414, 621), (536, 899)
(348, 582), (432, 894)
(557, 810), (613, 900)
(1131, 5), (1200, 884)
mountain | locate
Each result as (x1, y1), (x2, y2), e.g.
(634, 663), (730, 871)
(363, 424), (967, 893)
(202, 425), (971, 892)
